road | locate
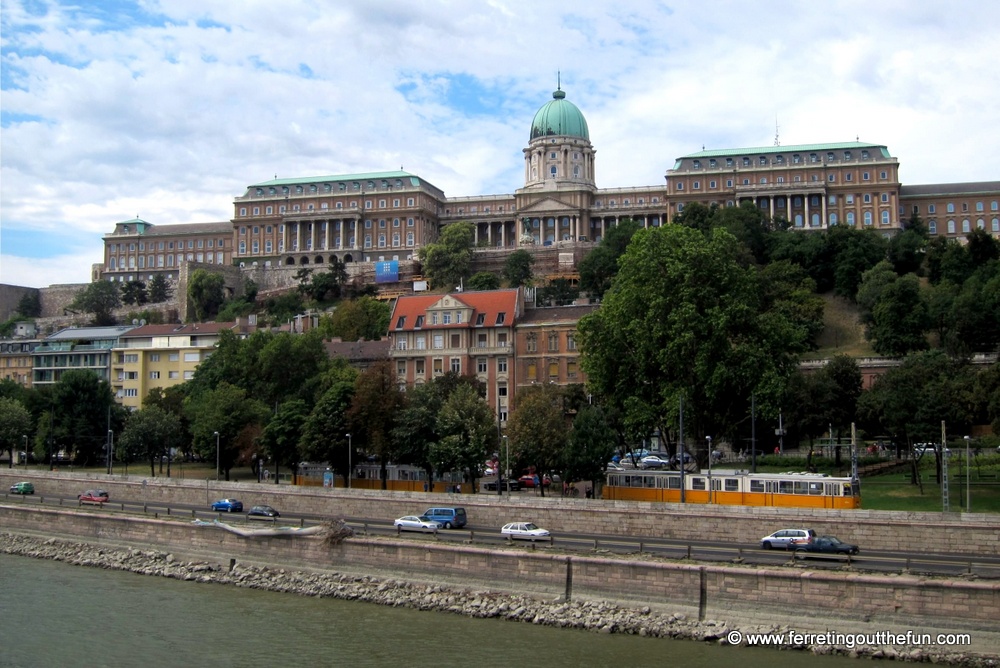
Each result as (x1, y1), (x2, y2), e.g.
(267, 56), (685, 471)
(11, 491), (1000, 579)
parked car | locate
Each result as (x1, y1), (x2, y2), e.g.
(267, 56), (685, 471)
(668, 452), (695, 467)
(211, 498), (243, 513)
(422, 507), (467, 529)
(518, 474), (551, 488)
(640, 455), (670, 470)
(9, 481), (34, 495)
(794, 535), (859, 556)
(247, 505), (279, 518)
(760, 528), (817, 550)
(78, 490), (109, 504)
(394, 515), (440, 532)
(484, 478), (520, 492)
(501, 522), (551, 541)
(606, 461), (625, 471)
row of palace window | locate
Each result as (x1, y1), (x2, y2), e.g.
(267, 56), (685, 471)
(254, 179), (407, 197)
(692, 150), (877, 169)
(676, 171), (891, 191)
(395, 331), (511, 351)
(109, 253), (225, 270)
(927, 219), (1000, 235)
(913, 201), (999, 214)
(396, 357), (509, 377)
(239, 220), (415, 235)
(239, 197), (419, 216)
(525, 332), (577, 353)
(109, 239), (227, 253)
(239, 232), (415, 254)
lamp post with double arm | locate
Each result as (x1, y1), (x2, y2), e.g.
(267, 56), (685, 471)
(213, 431), (220, 481)
(346, 433), (352, 489)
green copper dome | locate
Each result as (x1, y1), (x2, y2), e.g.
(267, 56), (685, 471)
(530, 87), (589, 141)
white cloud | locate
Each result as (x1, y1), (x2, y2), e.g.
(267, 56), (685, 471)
(2, 0), (999, 287)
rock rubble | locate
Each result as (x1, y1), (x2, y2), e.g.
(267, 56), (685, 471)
(2, 532), (996, 665)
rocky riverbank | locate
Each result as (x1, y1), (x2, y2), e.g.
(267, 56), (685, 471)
(2, 531), (996, 665)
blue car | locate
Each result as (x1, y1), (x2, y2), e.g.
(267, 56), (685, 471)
(211, 498), (243, 513)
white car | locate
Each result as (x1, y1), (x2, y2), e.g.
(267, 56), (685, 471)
(501, 522), (551, 541)
(394, 515), (440, 532)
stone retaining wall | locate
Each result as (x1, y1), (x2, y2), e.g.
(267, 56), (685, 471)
(3, 471), (998, 556)
(2, 504), (998, 633)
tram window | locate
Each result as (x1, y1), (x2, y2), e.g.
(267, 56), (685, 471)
(793, 481), (809, 494)
(629, 476), (642, 488)
(725, 479), (739, 492)
(750, 479), (764, 493)
(779, 480), (794, 494)
(645, 476), (657, 488)
(711, 479), (722, 491)
(808, 482), (823, 495)
(691, 477), (706, 490)
(824, 483), (837, 496)
(668, 476), (681, 489)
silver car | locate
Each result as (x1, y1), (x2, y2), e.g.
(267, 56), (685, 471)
(394, 515), (440, 532)
(760, 528), (816, 550)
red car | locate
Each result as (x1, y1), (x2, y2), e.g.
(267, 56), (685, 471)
(518, 474), (551, 488)
(78, 489), (109, 504)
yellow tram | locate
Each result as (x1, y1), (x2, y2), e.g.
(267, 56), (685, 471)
(603, 469), (861, 509)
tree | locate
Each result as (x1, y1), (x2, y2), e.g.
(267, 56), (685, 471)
(187, 269), (226, 321)
(69, 281), (121, 325)
(564, 405), (617, 493)
(505, 383), (567, 497)
(829, 226), (888, 301)
(418, 221), (475, 290)
(262, 291), (304, 324)
(502, 250), (535, 287)
(578, 225), (805, 455)
(16, 291), (41, 317)
(944, 263), (1000, 355)
(868, 274), (929, 356)
(578, 219), (641, 299)
(347, 360), (404, 488)
(758, 261), (825, 351)
(0, 397), (33, 467)
(431, 383), (497, 492)
(320, 297), (390, 341)
(118, 405), (185, 477)
(258, 399), (309, 483)
(185, 382), (270, 480)
(887, 227), (927, 276)
(120, 280), (148, 306)
(467, 271), (500, 291)
(299, 382), (355, 484)
(47, 370), (116, 465)
(535, 278), (580, 306)
(147, 274), (171, 303)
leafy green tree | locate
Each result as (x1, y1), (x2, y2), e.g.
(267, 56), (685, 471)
(147, 274), (171, 303)
(118, 405), (185, 477)
(347, 360), (404, 488)
(185, 382), (270, 480)
(320, 297), (390, 341)
(766, 230), (836, 293)
(868, 273), (929, 356)
(502, 249), (535, 287)
(299, 258), (349, 302)
(579, 225), (804, 454)
(258, 399), (309, 483)
(966, 227), (1000, 267)
(16, 291), (42, 317)
(262, 291), (304, 324)
(69, 281), (122, 325)
(187, 269), (226, 321)
(299, 383), (355, 484)
(758, 261), (825, 351)
(467, 271), (500, 291)
(144, 385), (190, 455)
(120, 280), (148, 306)
(431, 383), (497, 492)
(48, 370), (116, 465)
(944, 263), (1000, 355)
(973, 362), (1000, 435)
(256, 330), (330, 406)
(506, 383), (566, 497)
(418, 221), (475, 290)
(564, 405), (617, 492)
(829, 226), (888, 301)
(887, 227), (927, 276)
(578, 219), (641, 299)
(0, 397), (33, 467)
(535, 277), (580, 306)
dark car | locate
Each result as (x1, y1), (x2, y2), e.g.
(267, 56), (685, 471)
(211, 498), (243, 513)
(484, 478), (520, 492)
(795, 535), (859, 556)
(247, 505), (279, 518)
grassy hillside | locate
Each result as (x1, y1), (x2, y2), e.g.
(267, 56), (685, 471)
(804, 293), (877, 360)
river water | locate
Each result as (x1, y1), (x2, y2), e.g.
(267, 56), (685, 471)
(0, 553), (856, 668)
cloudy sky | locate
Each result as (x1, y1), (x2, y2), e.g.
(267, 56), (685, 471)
(2, 0), (998, 288)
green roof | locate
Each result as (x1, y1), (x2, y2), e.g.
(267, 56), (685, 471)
(530, 88), (589, 141)
(678, 141), (891, 160)
(250, 170), (422, 188)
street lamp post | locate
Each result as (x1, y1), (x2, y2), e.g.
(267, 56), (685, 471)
(345, 433), (352, 489)
(502, 435), (510, 498)
(22, 434), (28, 470)
(964, 436), (971, 512)
(107, 430), (114, 475)
(213, 431), (220, 481)
(706, 436), (713, 504)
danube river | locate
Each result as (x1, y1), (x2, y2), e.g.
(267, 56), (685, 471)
(1, 553), (856, 668)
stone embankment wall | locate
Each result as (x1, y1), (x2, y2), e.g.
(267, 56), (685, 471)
(2, 504), (999, 636)
(3, 471), (998, 556)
